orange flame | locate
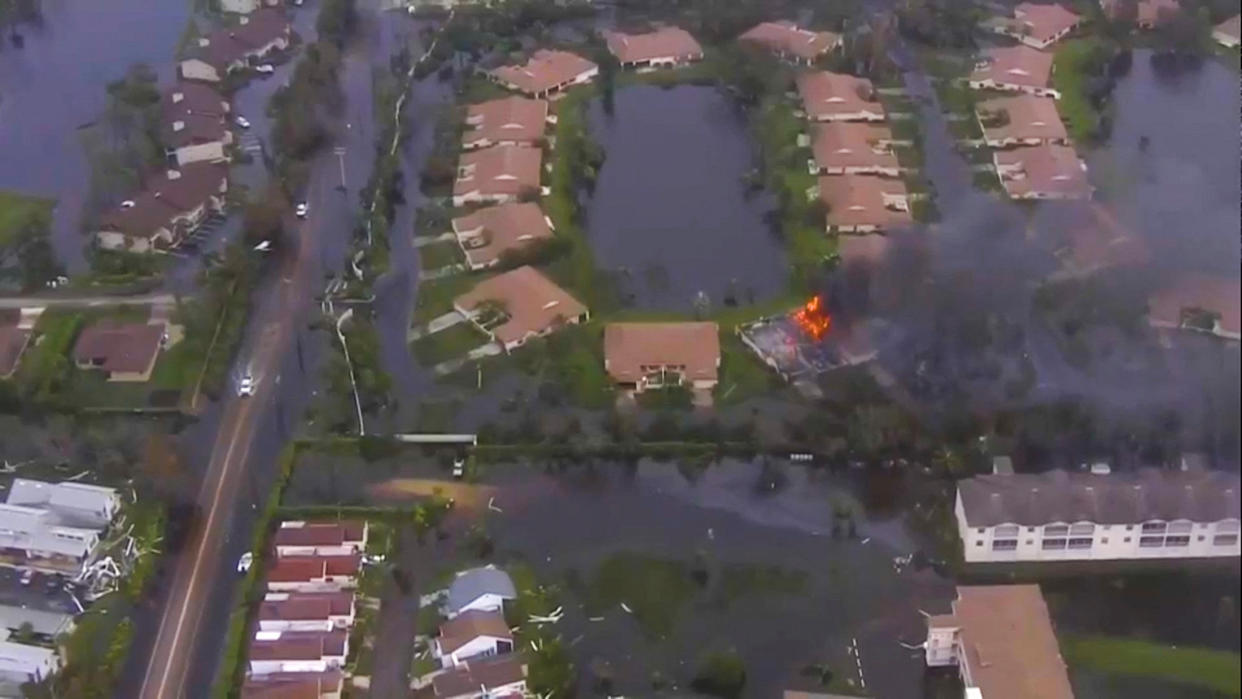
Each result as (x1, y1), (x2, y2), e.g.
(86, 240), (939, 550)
(793, 295), (832, 341)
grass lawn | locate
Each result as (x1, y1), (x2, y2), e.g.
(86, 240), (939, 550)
(411, 322), (488, 366)
(947, 115), (983, 139)
(542, 86), (605, 307)
(1060, 634), (1242, 697)
(418, 240), (464, 271)
(934, 80), (978, 116)
(715, 333), (781, 406)
(1053, 39), (1108, 144)
(584, 552), (697, 639)
(458, 74), (511, 104)
(972, 170), (1003, 192)
(0, 190), (53, 245)
(413, 273), (479, 325)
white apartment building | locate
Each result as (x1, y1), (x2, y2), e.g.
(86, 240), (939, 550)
(956, 466), (1241, 563)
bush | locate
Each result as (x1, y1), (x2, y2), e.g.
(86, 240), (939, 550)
(691, 649), (747, 699)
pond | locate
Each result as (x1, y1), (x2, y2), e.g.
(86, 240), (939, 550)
(584, 85), (789, 311)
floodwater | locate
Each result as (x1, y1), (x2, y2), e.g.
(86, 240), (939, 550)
(584, 85), (789, 310)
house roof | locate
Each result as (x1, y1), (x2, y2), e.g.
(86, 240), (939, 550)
(446, 566), (517, 615)
(937, 585), (1074, 699)
(259, 591), (355, 622)
(451, 202), (554, 268)
(1216, 14), (1241, 41)
(739, 21), (840, 61)
(98, 163), (228, 239)
(818, 174), (912, 229)
(274, 520), (366, 548)
(71, 321), (164, 375)
(190, 8), (290, 69)
(977, 94), (1067, 143)
(0, 640), (58, 676)
(489, 49), (598, 95)
(0, 504), (100, 559)
(994, 144), (1089, 198)
(161, 112), (228, 149)
(161, 83), (229, 147)
(242, 670), (344, 699)
(1102, 0), (1180, 25)
(1148, 274), (1241, 337)
(1036, 203), (1148, 274)
(433, 656), (527, 698)
(604, 322), (720, 384)
(266, 554), (362, 583)
(163, 82), (229, 116)
(249, 629), (347, 661)
(453, 145), (542, 200)
(454, 266), (587, 347)
(957, 468), (1242, 526)
(0, 604), (75, 638)
(604, 26), (703, 63)
(970, 45), (1054, 90)
(437, 610), (511, 654)
(6, 479), (119, 528)
(463, 97), (548, 148)
(0, 326), (31, 378)
(811, 122), (899, 172)
(796, 71), (883, 120)
(1009, 3), (1081, 45)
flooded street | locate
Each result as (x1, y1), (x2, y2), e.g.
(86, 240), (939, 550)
(585, 85), (789, 310)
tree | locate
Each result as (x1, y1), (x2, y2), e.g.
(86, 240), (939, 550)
(316, 0), (357, 47)
(139, 433), (188, 498)
(691, 649), (747, 698)
(242, 190), (289, 250)
(597, 48), (619, 116)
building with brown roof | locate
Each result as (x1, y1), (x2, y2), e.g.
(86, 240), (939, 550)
(796, 71), (885, 122)
(976, 94), (1068, 147)
(1213, 14), (1240, 47)
(248, 629), (348, 676)
(266, 555), (362, 592)
(0, 326), (32, 379)
(738, 21), (841, 64)
(988, 3), (1081, 50)
(433, 610), (514, 668)
(180, 8), (292, 82)
(1148, 274), (1241, 341)
(462, 97), (550, 151)
(993, 144), (1090, 199)
(956, 468), (1242, 562)
(810, 122), (900, 176)
(273, 520), (368, 556)
(242, 670), (344, 699)
(488, 50), (599, 98)
(451, 202), (554, 270)
(95, 163), (229, 252)
(454, 266), (588, 351)
(969, 45), (1058, 98)
(926, 585), (1074, 699)
(71, 321), (165, 382)
(452, 145), (543, 207)
(258, 591), (357, 633)
(161, 83), (233, 166)
(604, 27), (703, 68)
(1102, 0), (1181, 28)
(604, 322), (720, 394)
(432, 656), (528, 699)
(818, 175), (912, 233)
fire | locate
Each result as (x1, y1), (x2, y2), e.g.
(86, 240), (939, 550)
(793, 295), (832, 341)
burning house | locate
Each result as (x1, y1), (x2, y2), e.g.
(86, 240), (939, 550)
(738, 295), (876, 396)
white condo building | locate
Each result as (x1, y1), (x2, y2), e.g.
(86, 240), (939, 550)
(956, 466), (1241, 563)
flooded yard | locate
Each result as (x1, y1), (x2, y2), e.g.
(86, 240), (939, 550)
(584, 85), (789, 310)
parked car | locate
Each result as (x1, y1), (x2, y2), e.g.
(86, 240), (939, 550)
(237, 552), (253, 574)
(238, 374), (255, 397)
(234, 115), (251, 129)
(255, 64), (275, 74)
(295, 202), (309, 219)
(452, 457), (465, 479)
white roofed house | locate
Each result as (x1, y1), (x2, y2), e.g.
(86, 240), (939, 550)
(5, 479), (121, 528)
(445, 565), (517, 618)
(0, 638), (61, 687)
(0, 479), (120, 575)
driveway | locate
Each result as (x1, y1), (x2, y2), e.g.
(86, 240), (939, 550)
(367, 526), (424, 697)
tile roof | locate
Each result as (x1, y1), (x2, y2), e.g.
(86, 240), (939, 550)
(249, 629), (347, 661)
(266, 554), (362, 583)
(604, 26), (703, 64)
(1102, 0), (1180, 26)
(796, 71), (883, 120)
(739, 21), (840, 61)
(818, 174), (912, 230)
(811, 122), (899, 172)
(259, 591), (355, 622)
(433, 656), (527, 698)
(994, 144), (1089, 198)
(241, 670), (344, 698)
(970, 45), (1054, 90)
(1148, 274), (1241, 337)
(98, 163), (228, 240)
(437, 610), (511, 654)
(463, 97), (549, 148)
(454, 266), (587, 347)
(958, 468), (1242, 526)
(604, 322), (720, 385)
(72, 321), (164, 375)
(453, 145), (542, 200)
(191, 8), (290, 69)
(1009, 3), (1081, 45)
(274, 520), (366, 548)
(977, 94), (1067, 143)
(446, 566), (517, 615)
(452, 202), (554, 268)
(162, 82), (229, 118)
(489, 49), (598, 95)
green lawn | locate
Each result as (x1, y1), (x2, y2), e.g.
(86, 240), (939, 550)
(584, 552), (697, 639)
(0, 190), (54, 246)
(1053, 39), (1110, 144)
(417, 240), (464, 271)
(413, 273), (479, 325)
(542, 86), (606, 307)
(411, 322), (489, 366)
(1060, 635), (1241, 697)
(716, 333), (780, 406)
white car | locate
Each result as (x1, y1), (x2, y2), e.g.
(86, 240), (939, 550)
(452, 457), (465, 479)
(236, 552), (253, 574)
(234, 115), (251, 129)
(295, 202), (309, 218)
(255, 64), (275, 74)
(238, 374), (255, 397)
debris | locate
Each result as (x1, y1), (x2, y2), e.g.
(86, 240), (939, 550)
(620, 603), (632, 614)
(487, 497), (503, 513)
(588, 616), (604, 622)
(860, 537), (871, 545)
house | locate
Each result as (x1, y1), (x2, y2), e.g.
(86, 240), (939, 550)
(1213, 14), (1241, 47)
(603, 27), (703, 68)
(258, 591), (357, 632)
(0, 639), (60, 687)
(179, 9), (292, 82)
(248, 629), (349, 676)
(1033, 203), (1147, 278)
(265, 555), (362, 592)
(976, 94), (1068, 147)
(969, 46), (1058, 98)
(1148, 274), (1241, 341)
(432, 656), (528, 699)
(454, 266), (588, 352)
(220, 0), (282, 14)
(810, 122), (900, 176)
(955, 467), (1242, 563)
(0, 605), (76, 642)
(603, 322), (720, 394)
(796, 71), (885, 122)
(462, 97), (550, 150)
(925, 585), (1074, 699)
(988, 3), (1081, 50)
(488, 50), (599, 98)
(445, 566), (518, 618)
(273, 520), (368, 557)
(452, 145), (542, 207)
(1101, 0), (1181, 28)
(71, 321), (166, 382)
(95, 162), (229, 252)
(242, 670), (344, 699)
(161, 82), (232, 166)
(0, 505), (103, 575)
(818, 174), (911, 233)
(0, 326), (31, 379)
(451, 202), (554, 270)
(433, 611), (514, 668)
(6, 479), (122, 528)
(993, 145), (1089, 199)
(738, 21), (840, 64)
